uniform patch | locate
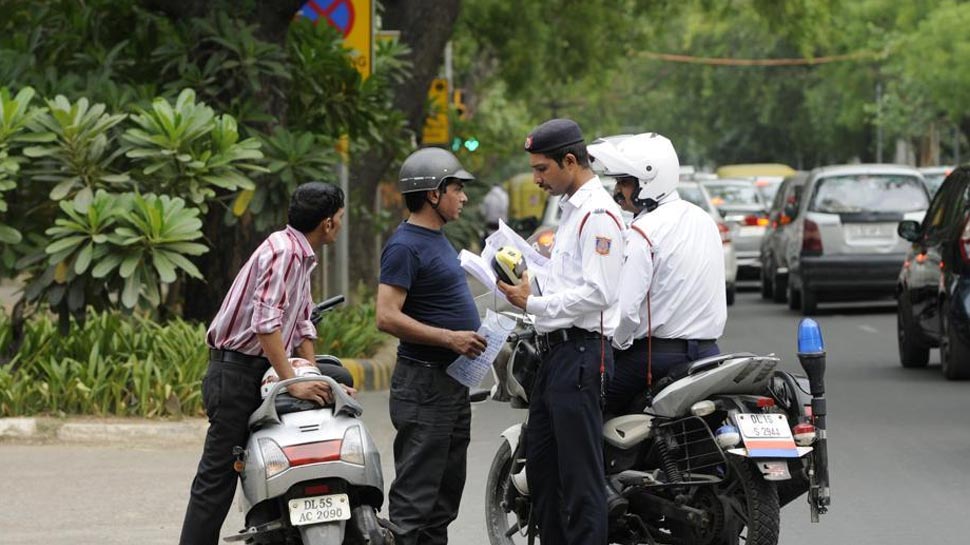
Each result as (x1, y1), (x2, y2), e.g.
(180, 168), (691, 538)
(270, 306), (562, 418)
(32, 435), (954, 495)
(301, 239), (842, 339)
(595, 236), (612, 255)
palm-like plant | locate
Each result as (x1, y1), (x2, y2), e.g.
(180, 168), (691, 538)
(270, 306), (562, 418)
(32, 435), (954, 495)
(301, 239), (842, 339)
(106, 193), (208, 308)
(0, 86), (49, 244)
(123, 88), (265, 210)
(240, 127), (339, 230)
(22, 95), (130, 211)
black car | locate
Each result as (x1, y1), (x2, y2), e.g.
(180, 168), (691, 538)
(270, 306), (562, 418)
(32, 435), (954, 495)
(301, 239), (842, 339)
(896, 166), (970, 379)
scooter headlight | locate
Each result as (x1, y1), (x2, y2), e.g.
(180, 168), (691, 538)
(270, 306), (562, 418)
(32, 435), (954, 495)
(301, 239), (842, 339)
(340, 425), (365, 466)
(258, 437), (290, 479)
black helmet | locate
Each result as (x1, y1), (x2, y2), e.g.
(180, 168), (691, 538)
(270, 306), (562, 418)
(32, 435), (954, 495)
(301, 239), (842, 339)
(398, 147), (475, 194)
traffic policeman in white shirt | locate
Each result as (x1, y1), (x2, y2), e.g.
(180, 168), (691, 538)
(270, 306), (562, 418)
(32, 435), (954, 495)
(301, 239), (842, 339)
(588, 132), (727, 417)
(498, 118), (624, 545)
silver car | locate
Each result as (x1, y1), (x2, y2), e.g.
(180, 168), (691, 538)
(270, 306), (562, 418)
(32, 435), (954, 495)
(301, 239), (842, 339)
(759, 172), (808, 303)
(784, 164), (930, 315)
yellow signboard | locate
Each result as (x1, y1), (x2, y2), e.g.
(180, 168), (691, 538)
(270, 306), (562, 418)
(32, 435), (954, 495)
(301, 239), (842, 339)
(298, 0), (373, 78)
(422, 78), (450, 146)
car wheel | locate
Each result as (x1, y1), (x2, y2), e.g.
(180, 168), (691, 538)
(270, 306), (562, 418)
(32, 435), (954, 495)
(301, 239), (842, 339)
(897, 298), (929, 368)
(941, 301), (970, 380)
(787, 278), (801, 311)
(759, 263), (773, 300)
(772, 272), (788, 304)
(801, 286), (818, 316)
(726, 283), (736, 306)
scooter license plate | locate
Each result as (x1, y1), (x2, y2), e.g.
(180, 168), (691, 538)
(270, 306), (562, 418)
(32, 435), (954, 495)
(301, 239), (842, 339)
(288, 493), (351, 527)
(735, 413), (799, 457)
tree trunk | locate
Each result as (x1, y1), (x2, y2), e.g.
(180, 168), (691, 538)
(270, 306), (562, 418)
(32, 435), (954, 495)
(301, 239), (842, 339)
(349, 0), (464, 287)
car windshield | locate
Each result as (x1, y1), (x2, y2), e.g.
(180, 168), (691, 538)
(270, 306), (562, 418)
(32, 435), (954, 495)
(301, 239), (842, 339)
(810, 174), (928, 213)
(678, 185), (711, 213)
(704, 183), (763, 207)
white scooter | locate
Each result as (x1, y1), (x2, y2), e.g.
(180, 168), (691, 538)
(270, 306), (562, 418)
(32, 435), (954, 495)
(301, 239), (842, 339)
(225, 296), (395, 545)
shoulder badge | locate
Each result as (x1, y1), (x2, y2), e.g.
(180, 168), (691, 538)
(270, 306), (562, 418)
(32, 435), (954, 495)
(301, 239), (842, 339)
(595, 236), (612, 255)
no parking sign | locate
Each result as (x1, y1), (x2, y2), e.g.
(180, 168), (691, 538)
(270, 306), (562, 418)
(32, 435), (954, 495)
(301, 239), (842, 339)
(298, 0), (374, 77)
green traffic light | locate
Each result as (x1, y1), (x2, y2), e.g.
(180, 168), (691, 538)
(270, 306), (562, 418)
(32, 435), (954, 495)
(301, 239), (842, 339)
(463, 137), (480, 152)
(451, 137), (462, 152)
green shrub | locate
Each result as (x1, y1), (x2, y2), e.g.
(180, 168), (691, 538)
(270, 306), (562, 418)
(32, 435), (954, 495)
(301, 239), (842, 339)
(315, 300), (388, 359)
(0, 303), (387, 417)
(0, 309), (208, 417)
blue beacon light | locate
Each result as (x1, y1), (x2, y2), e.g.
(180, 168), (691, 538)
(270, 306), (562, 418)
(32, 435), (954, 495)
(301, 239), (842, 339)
(797, 318), (825, 355)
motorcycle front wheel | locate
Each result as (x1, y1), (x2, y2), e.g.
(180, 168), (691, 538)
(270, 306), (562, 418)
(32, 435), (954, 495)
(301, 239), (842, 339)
(712, 456), (780, 545)
(485, 441), (530, 545)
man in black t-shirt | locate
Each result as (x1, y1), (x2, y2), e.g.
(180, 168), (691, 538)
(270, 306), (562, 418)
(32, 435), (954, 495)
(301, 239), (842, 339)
(375, 148), (486, 545)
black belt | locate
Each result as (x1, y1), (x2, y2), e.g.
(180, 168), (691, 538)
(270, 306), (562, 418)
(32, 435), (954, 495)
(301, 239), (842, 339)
(397, 355), (452, 368)
(643, 337), (717, 353)
(535, 327), (605, 353)
(209, 349), (271, 376)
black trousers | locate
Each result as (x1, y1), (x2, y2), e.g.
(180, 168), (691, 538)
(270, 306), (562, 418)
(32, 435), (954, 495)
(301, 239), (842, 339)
(605, 338), (720, 416)
(179, 355), (267, 545)
(388, 357), (471, 545)
(179, 355), (354, 545)
(526, 337), (613, 545)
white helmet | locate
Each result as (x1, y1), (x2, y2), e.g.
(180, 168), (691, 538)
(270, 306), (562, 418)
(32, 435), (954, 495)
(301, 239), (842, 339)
(260, 357), (322, 399)
(589, 132), (680, 209)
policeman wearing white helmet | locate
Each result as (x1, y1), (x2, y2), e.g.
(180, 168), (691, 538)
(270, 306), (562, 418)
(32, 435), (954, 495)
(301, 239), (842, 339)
(588, 132), (726, 417)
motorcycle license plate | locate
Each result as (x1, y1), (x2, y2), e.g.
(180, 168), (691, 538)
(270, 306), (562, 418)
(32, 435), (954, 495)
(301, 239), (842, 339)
(735, 413), (799, 457)
(288, 493), (351, 527)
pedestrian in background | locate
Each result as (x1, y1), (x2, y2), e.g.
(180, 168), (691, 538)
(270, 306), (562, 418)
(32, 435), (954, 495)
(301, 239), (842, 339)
(498, 118), (624, 545)
(589, 133), (726, 416)
(375, 147), (486, 545)
(180, 182), (352, 545)
(480, 181), (509, 245)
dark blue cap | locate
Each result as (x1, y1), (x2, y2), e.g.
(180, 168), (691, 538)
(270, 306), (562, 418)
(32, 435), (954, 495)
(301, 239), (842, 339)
(524, 118), (585, 153)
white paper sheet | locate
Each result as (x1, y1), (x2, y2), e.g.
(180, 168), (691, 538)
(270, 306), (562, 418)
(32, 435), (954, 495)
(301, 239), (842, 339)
(460, 250), (510, 305)
(446, 309), (517, 388)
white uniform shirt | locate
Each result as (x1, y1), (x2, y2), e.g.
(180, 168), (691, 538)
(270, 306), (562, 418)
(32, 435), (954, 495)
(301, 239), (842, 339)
(612, 192), (727, 349)
(526, 176), (625, 335)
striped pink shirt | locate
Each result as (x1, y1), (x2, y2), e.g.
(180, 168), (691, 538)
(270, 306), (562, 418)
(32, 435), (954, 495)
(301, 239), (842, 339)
(206, 226), (318, 356)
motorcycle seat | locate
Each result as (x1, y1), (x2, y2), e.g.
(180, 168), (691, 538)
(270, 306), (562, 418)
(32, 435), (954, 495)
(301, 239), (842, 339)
(624, 353), (759, 414)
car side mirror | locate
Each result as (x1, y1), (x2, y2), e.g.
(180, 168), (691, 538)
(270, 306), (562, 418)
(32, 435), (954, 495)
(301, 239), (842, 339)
(897, 220), (921, 242)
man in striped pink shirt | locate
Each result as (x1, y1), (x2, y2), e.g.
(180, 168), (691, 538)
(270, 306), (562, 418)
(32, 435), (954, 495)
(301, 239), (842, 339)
(180, 182), (350, 545)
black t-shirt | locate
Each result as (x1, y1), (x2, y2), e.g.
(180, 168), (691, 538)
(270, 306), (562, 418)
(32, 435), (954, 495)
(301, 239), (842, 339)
(379, 222), (481, 362)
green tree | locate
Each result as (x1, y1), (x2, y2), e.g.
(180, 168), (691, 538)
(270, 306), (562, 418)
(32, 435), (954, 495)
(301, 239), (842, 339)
(0, 0), (430, 322)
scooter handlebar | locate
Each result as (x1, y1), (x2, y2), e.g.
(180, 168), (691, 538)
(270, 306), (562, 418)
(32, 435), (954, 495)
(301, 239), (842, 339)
(310, 295), (346, 325)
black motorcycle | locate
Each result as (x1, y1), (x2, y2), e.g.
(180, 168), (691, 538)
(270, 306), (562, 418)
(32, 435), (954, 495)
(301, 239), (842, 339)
(484, 317), (831, 545)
